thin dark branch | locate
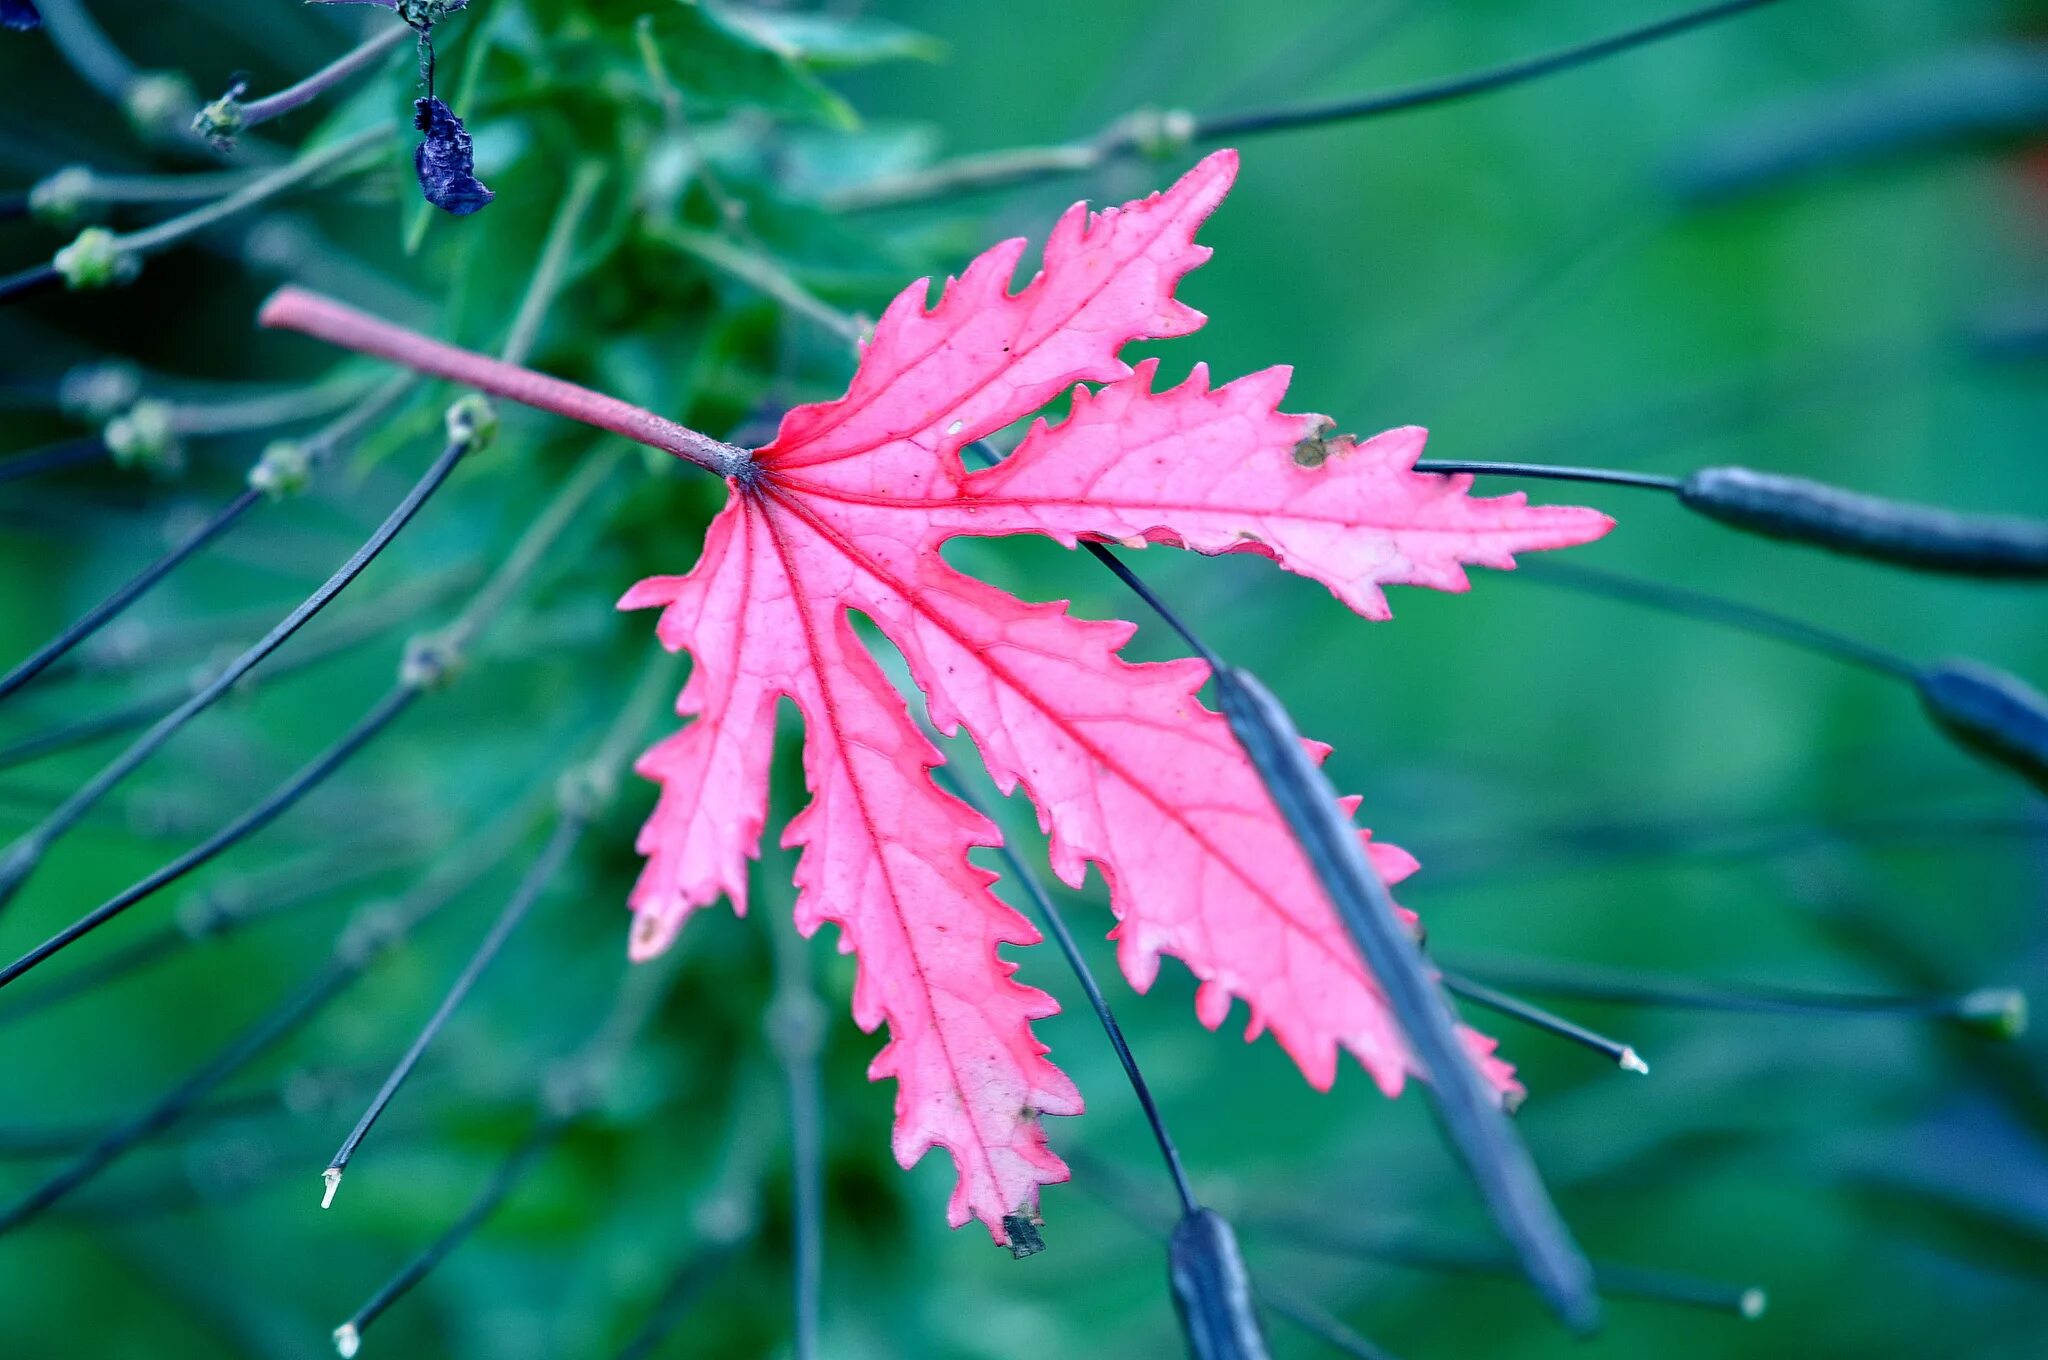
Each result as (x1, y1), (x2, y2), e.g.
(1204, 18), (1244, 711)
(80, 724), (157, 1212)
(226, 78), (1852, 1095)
(613, 1245), (742, 1360)
(0, 437), (103, 486)
(333, 1116), (567, 1357)
(1413, 459), (1681, 492)
(0, 264), (63, 307)
(0, 801), (540, 1235)
(0, 845), (418, 1027)
(0, 685), (420, 989)
(1516, 560), (1920, 680)
(933, 764), (1200, 1218)
(0, 489), (262, 703)
(825, 0), (1790, 210)
(1453, 955), (2026, 1036)
(1442, 973), (1649, 1073)
(0, 960), (357, 1236)
(322, 814), (586, 1202)
(0, 435), (472, 910)
(1241, 1212), (1766, 1319)
(1195, 0), (1789, 141)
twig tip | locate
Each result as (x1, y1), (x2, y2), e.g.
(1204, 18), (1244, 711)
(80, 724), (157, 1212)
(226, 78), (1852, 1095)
(321, 1166), (343, 1209)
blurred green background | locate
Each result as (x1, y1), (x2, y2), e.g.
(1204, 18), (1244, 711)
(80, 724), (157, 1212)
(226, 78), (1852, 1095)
(1, 0), (2045, 1356)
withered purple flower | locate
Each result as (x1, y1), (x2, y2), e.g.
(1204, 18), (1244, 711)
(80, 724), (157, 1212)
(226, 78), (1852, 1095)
(413, 95), (492, 216)
(2, 0), (40, 33)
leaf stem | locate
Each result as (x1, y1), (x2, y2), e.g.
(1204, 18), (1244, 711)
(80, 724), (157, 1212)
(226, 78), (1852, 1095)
(261, 287), (752, 477)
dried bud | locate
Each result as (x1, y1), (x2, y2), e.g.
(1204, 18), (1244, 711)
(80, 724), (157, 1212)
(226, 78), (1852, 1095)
(193, 82), (249, 149)
(414, 95), (494, 216)
(54, 227), (140, 290)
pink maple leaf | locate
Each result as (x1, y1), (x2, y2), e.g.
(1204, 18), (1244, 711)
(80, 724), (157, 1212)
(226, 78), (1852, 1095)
(261, 150), (1613, 1248)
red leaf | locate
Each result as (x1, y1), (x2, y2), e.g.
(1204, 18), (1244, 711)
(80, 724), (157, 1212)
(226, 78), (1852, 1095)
(625, 151), (1608, 1243)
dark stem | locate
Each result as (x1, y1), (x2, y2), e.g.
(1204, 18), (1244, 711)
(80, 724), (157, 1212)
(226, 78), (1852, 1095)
(0, 961), (358, 1236)
(1516, 560), (1920, 680)
(0, 845), (418, 1028)
(333, 1116), (568, 1356)
(1441, 973), (1648, 1073)
(0, 686), (421, 989)
(0, 591), (432, 773)
(1413, 459), (1680, 492)
(0, 437), (104, 485)
(1194, 0), (1789, 141)
(0, 488), (263, 704)
(933, 766), (1200, 1218)
(0, 264), (63, 307)
(1211, 666), (1599, 1332)
(1453, 955), (2025, 1035)
(322, 814), (585, 1203)
(0, 434), (472, 910)
(613, 1245), (742, 1360)
(0, 800), (542, 1235)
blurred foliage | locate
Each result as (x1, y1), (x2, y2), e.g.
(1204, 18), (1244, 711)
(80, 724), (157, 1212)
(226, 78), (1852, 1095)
(1, 1), (2046, 1357)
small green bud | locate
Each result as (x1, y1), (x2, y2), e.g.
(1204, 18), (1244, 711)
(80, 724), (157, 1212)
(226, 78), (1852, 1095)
(1957, 987), (2028, 1040)
(445, 393), (498, 452)
(556, 762), (616, 823)
(54, 227), (140, 290)
(58, 361), (142, 421)
(401, 629), (463, 691)
(125, 71), (199, 142)
(1118, 106), (1196, 159)
(104, 399), (183, 476)
(28, 166), (96, 228)
(249, 439), (315, 499)
(193, 91), (246, 149)
(338, 901), (404, 967)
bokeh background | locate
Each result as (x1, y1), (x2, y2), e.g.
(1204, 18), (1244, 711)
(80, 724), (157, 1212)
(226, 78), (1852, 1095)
(2, 0), (2045, 1356)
